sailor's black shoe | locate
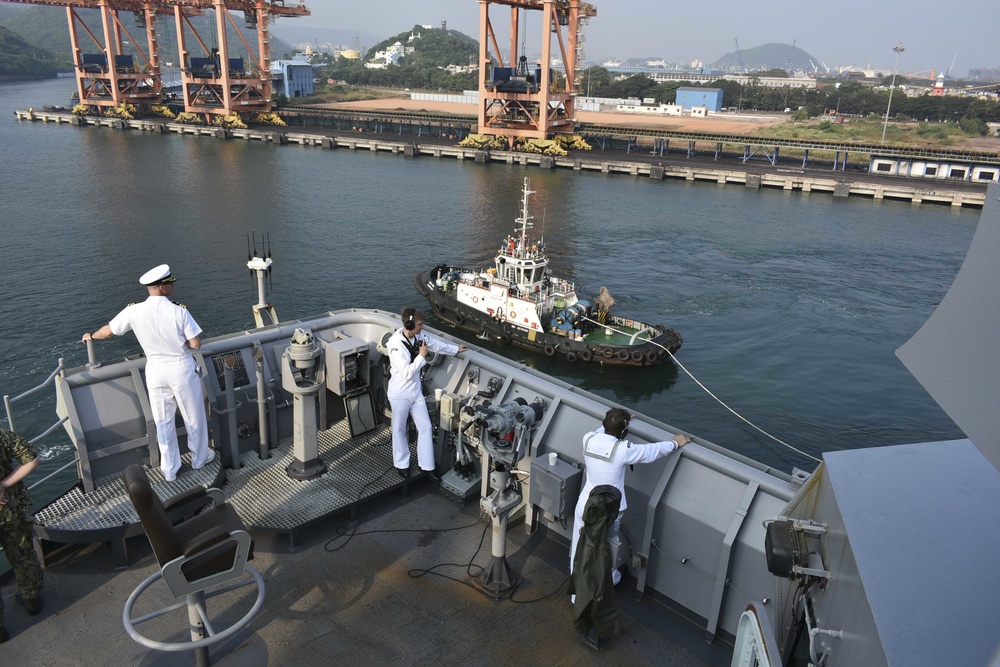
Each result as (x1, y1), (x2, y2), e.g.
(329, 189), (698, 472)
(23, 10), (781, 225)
(0, 625), (10, 643)
(15, 592), (42, 616)
(396, 467), (411, 479)
(423, 470), (440, 484)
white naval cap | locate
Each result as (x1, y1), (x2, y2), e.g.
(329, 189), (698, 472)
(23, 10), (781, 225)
(139, 264), (177, 286)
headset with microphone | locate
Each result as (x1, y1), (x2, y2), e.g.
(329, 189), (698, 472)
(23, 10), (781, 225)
(403, 308), (417, 331)
(603, 408), (630, 439)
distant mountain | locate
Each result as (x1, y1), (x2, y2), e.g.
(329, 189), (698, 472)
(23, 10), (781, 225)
(0, 23), (69, 80)
(270, 24), (383, 53)
(713, 42), (820, 73)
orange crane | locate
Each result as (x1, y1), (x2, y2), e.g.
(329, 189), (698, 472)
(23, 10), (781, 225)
(0, 0), (309, 116)
(476, 0), (596, 144)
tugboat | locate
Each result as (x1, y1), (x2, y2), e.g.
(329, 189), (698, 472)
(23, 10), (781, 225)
(414, 178), (682, 366)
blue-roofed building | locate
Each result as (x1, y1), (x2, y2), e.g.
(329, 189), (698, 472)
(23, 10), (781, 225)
(675, 87), (723, 111)
(271, 59), (315, 98)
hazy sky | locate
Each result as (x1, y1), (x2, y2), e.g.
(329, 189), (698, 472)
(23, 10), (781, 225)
(301, 0), (997, 75)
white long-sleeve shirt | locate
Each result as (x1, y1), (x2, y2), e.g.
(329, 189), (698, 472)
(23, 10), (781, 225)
(385, 328), (458, 400)
(578, 426), (680, 512)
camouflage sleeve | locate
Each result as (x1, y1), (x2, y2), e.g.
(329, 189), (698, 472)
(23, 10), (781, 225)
(4, 430), (39, 467)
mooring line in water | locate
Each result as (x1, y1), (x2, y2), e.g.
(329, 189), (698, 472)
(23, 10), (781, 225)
(581, 316), (821, 464)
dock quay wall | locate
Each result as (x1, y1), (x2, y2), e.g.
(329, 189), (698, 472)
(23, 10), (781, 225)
(15, 109), (985, 208)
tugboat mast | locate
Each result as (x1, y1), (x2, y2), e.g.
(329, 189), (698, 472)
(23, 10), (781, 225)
(515, 179), (535, 251)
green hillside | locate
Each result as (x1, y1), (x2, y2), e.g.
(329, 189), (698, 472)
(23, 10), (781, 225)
(713, 42), (820, 73)
(0, 23), (70, 81)
(366, 25), (477, 68)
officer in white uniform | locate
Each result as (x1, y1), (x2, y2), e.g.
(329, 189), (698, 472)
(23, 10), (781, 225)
(569, 408), (689, 585)
(386, 307), (467, 478)
(82, 264), (212, 481)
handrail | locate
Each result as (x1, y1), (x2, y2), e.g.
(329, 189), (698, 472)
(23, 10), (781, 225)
(27, 453), (79, 494)
(3, 358), (65, 433)
(27, 416), (69, 446)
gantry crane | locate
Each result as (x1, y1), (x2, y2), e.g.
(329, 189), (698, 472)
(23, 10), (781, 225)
(0, 0), (309, 116)
(476, 0), (597, 144)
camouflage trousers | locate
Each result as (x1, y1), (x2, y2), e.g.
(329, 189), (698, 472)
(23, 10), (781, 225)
(0, 516), (44, 627)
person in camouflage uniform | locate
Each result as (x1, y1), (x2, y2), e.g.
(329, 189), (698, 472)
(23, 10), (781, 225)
(0, 429), (44, 642)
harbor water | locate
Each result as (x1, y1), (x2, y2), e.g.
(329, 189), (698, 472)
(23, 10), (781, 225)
(0, 78), (975, 510)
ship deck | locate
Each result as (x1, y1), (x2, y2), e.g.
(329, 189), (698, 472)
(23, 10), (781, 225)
(4, 472), (725, 667)
(7, 414), (726, 665)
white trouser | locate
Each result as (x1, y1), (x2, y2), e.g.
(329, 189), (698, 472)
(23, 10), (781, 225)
(569, 493), (624, 586)
(389, 394), (434, 471)
(145, 355), (209, 478)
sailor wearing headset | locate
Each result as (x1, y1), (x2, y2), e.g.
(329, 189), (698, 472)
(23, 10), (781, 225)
(386, 307), (468, 479)
(569, 408), (690, 585)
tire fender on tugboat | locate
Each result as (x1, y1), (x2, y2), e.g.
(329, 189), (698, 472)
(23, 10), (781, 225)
(544, 344), (556, 357)
(579, 348), (593, 362)
(566, 351), (578, 362)
(616, 349), (630, 361)
(631, 350), (644, 363)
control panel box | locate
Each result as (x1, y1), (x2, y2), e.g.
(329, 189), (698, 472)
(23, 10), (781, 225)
(529, 454), (582, 520)
(323, 337), (370, 396)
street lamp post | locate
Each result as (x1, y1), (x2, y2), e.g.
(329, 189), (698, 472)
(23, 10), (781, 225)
(881, 43), (905, 146)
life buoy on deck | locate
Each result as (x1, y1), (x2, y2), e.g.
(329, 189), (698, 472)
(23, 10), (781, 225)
(615, 349), (630, 361)
(631, 350), (644, 363)
(472, 295), (479, 303)
(566, 351), (578, 362)
(543, 344), (556, 357)
(579, 349), (593, 362)
(509, 311), (517, 320)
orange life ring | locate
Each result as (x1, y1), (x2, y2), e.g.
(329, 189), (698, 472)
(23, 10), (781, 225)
(509, 311), (517, 320)
(472, 295), (479, 303)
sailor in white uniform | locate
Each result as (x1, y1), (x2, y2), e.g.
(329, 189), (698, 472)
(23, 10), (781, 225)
(386, 308), (467, 478)
(569, 408), (689, 585)
(82, 264), (212, 481)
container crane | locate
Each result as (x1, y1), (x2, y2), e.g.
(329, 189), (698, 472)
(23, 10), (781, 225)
(0, 0), (310, 117)
(476, 0), (597, 145)
(734, 38), (746, 73)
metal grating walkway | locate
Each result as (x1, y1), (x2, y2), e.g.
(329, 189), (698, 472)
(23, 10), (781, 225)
(32, 419), (415, 546)
(33, 453), (222, 539)
(223, 419), (416, 535)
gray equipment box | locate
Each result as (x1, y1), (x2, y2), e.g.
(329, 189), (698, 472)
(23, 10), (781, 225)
(323, 336), (370, 396)
(529, 454), (582, 520)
